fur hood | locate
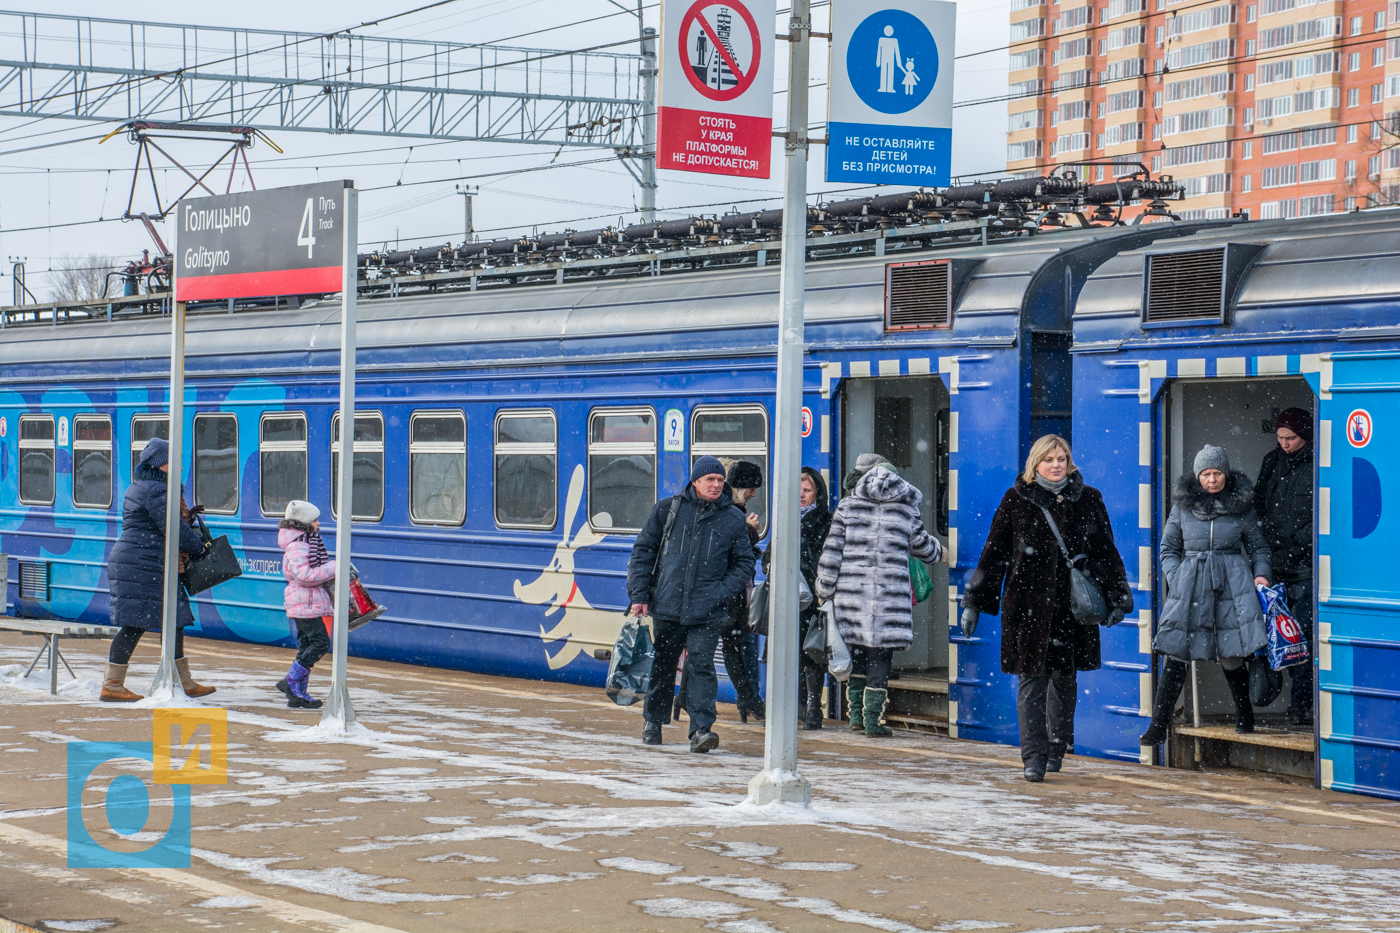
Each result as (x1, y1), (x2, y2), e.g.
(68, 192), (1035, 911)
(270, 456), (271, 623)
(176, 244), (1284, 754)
(133, 462), (166, 483)
(279, 518), (315, 533)
(1014, 470), (1085, 508)
(852, 466), (922, 506)
(1174, 470), (1254, 519)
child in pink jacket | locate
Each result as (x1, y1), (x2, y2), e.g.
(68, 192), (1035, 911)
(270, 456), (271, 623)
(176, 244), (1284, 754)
(276, 500), (336, 709)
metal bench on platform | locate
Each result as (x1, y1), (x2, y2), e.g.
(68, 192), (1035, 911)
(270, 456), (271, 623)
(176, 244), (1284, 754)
(0, 618), (119, 695)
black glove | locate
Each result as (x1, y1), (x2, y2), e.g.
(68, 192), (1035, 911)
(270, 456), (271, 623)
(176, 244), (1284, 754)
(1104, 605), (1126, 628)
(960, 605), (979, 637)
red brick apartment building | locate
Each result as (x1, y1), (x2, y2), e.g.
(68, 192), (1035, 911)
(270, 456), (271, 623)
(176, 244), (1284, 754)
(1006, 0), (1400, 219)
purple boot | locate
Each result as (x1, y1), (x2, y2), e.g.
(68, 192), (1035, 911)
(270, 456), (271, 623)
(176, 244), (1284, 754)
(276, 660), (323, 709)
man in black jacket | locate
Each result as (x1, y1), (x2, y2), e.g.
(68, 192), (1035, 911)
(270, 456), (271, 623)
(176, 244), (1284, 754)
(627, 456), (756, 752)
(1254, 407), (1315, 726)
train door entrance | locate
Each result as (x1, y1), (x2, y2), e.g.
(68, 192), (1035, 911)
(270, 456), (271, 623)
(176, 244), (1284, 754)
(1160, 376), (1317, 778)
(840, 375), (951, 731)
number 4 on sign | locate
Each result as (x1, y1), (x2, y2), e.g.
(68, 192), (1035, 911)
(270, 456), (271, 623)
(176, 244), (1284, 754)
(297, 198), (317, 258)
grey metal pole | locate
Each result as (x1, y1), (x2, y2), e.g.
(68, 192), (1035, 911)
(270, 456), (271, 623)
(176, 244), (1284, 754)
(640, 26), (658, 222)
(749, 0), (812, 807)
(150, 295), (185, 698)
(322, 186), (358, 727)
(460, 188), (474, 243)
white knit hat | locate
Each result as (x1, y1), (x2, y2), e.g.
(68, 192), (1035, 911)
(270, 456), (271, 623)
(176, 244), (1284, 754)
(284, 500), (320, 524)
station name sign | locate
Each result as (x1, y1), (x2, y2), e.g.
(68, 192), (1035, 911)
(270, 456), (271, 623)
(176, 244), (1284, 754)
(173, 180), (353, 302)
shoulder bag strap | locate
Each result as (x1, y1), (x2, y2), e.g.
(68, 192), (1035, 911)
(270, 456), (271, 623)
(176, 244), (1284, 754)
(1038, 507), (1076, 568)
(650, 495), (683, 583)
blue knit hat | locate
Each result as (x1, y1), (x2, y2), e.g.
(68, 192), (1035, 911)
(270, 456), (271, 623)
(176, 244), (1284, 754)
(691, 455), (726, 484)
(139, 437), (169, 469)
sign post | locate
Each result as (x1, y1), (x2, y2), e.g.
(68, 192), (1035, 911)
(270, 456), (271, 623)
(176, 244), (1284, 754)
(167, 181), (354, 711)
(749, 0), (812, 807)
(826, 0), (955, 187)
(658, 0), (777, 178)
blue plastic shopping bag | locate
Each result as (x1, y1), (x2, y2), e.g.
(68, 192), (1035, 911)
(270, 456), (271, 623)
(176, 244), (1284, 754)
(1256, 583), (1309, 671)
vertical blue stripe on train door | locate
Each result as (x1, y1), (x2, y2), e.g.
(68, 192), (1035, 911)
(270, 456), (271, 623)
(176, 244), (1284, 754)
(1317, 350), (1400, 800)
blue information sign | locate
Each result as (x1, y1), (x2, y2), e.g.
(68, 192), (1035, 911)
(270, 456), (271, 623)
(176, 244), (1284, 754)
(826, 0), (955, 186)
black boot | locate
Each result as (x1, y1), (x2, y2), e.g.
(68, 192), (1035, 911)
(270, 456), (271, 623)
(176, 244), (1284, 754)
(1223, 663), (1255, 734)
(802, 669), (824, 730)
(1140, 658), (1190, 746)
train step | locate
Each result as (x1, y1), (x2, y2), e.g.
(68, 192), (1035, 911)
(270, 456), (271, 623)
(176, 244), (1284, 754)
(885, 670), (949, 734)
(1169, 723), (1315, 779)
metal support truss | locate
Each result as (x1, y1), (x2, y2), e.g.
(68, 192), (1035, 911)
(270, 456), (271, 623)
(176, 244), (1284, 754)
(0, 10), (647, 149)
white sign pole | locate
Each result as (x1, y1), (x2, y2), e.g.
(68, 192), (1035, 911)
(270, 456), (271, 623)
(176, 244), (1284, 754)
(151, 216), (185, 700)
(749, 0), (813, 807)
(321, 187), (358, 728)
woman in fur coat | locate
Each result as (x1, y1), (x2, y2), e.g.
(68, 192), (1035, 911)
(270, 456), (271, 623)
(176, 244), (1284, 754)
(1139, 445), (1272, 746)
(962, 435), (1133, 782)
(815, 455), (941, 737)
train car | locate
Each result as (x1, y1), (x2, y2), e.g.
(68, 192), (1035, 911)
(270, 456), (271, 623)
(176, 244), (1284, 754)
(0, 209), (1199, 749)
(1073, 209), (1400, 799)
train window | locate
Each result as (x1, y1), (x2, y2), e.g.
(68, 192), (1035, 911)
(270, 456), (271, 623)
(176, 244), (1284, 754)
(331, 412), (385, 522)
(18, 415), (55, 505)
(261, 413), (308, 515)
(494, 410), (557, 529)
(690, 405), (769, 535)
(194, 414), (239, 514)
(410, 412), (466, 526)
(72, 415), (114, 510)
(130, 415), (169, 475)
(587, 408), (657, 532)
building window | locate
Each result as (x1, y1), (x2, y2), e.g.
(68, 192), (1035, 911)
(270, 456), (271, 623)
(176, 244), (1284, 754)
(193, 414), (239, 514)
(130, 415), (168, 476)
(18, 414), (55, 505)
(73, 415), (113, 510)
(587, 408), (657, 533)
(1345, 196), (1357, 211)
(1375, 48), (1386, 68)
(331, 412), (385, 522)
(1243, 141), (1253, 160)
(1376, 12), (1387, 32)
(260, 413), (307, 516)
(1352, 16), (1363, 37)
(493, 410), (557, 530)
(691, 406), (769, 535)
(1241, 174), (1252, 192)
(1350, 52), (1361, 72)
(1243, 107), (1254, 125)
(1346, 159), (1357, 181)
(1348, 87), (1360, 108)
(1246, 4), (1256, 23)
(1375, 84), (1385, 104)
(410, 411), (467, 526)
(1348, 123), (1358, 143)
(1246, 40), (1255, 57)
(1371, 155), (1382, 178)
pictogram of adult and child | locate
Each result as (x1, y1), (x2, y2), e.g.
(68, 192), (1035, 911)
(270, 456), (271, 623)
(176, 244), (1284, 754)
(875, 25), (918, 96)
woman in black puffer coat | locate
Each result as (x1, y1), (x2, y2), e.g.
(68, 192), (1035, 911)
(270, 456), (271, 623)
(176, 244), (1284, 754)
(101, 437), (211, 702)
(764, 466), (832, 729)
(1140, 444), (1272, 746)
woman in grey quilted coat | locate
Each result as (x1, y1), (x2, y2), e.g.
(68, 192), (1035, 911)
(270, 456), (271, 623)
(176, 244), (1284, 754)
(1140, 444), (1272, 746)
(815, 455), (941, 737)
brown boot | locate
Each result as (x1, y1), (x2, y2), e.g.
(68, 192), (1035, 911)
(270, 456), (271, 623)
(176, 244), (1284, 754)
(100, 663), (143, 703)
(176, 657), (217, 698)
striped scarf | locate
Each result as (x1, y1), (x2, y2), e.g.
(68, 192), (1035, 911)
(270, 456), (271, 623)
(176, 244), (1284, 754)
(303, 529), (330, 568)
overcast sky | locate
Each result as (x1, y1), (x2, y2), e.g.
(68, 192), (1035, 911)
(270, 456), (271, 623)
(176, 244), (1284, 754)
(0, 0), (1009, 300)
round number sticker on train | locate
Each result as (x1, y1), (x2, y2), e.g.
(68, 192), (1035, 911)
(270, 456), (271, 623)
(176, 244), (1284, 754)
(1347, 409), (1373, 448)
(801, 407), (813, 437)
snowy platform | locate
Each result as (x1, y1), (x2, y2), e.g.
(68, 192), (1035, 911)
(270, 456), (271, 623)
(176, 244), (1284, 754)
(2, 632), (1399, 933)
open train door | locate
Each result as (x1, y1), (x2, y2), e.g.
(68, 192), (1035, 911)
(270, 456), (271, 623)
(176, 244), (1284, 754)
(1316, 354), (1400, 799)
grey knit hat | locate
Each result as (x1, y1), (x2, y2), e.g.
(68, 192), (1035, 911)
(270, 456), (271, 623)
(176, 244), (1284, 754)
(854, 452), (892, 471)
(1193, 444), (1230, 477)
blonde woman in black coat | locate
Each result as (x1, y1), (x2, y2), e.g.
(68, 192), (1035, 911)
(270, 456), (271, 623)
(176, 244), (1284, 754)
(962, 435), (1133, 782)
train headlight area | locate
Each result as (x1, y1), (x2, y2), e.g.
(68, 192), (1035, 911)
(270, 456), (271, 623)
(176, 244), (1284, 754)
(3, 185), (1400, 802)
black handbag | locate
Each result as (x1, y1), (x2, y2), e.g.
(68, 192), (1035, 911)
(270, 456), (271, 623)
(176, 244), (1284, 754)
(1038, 507), (1109, 627)
(183, 514), (244, 594)
(748, 579), (770, 636)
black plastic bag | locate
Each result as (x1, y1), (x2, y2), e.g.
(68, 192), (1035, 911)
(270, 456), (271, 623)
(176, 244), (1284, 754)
(802, 614), (827, 666)
(1248, 653), (1283, 707)
(605, 615), (654, 707)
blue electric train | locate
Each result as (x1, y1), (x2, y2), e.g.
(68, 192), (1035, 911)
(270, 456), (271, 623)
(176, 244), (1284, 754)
(2, 197), (1396, 800)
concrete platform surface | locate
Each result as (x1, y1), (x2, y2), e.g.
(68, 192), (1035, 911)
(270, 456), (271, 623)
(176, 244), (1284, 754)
(3, 633), (1400, 933)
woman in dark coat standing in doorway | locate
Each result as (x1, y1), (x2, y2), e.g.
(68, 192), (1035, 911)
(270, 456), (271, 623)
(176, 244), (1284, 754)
(961, 435), (1133, 782)
(100, 437), (213, 702)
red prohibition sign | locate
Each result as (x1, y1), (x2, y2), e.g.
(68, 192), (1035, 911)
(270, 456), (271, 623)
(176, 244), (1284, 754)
(679, 0), (762, 102)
